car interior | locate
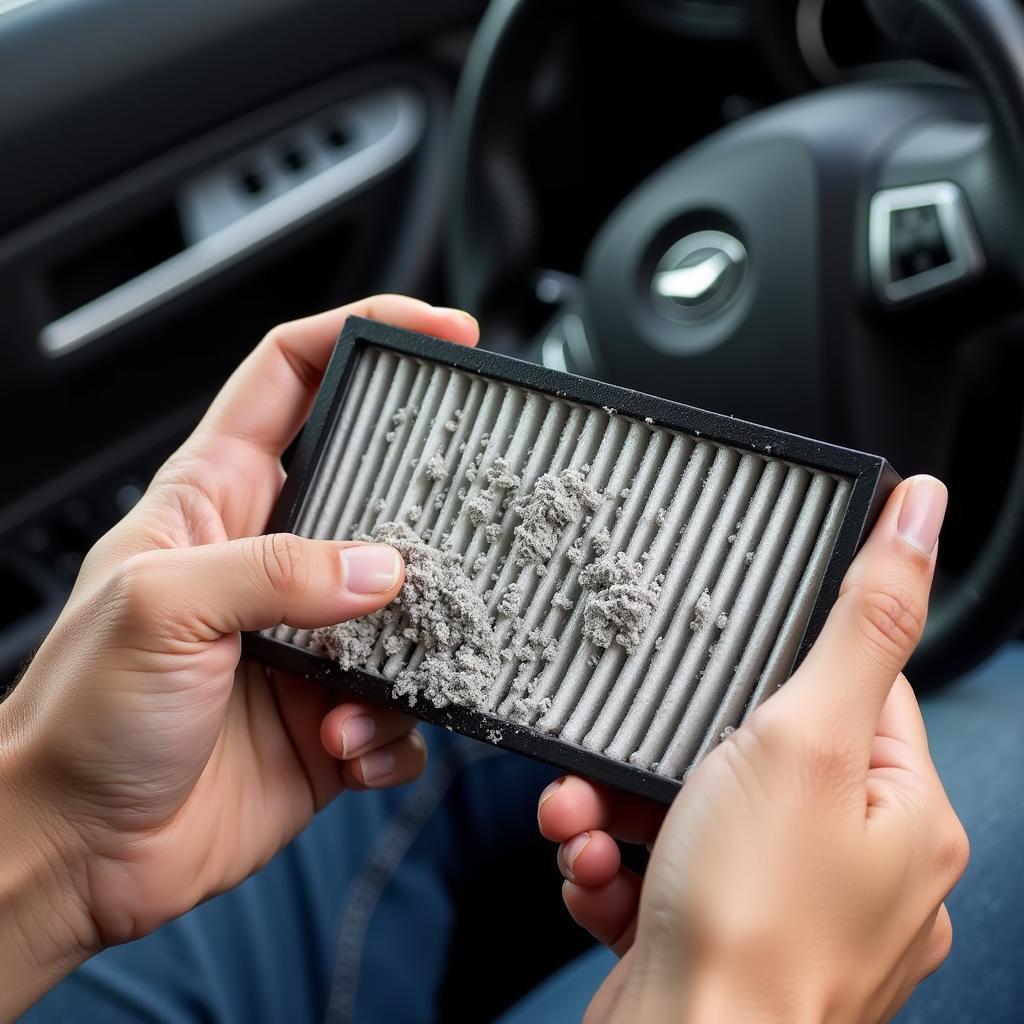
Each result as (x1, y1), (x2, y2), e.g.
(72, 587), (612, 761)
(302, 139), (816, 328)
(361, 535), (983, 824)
(3, 0), (1024, 1018)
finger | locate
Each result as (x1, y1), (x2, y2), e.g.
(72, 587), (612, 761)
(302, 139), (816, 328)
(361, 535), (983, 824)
(780, 476), (946, 753)
(873, 675), (929, 753)
(880, 904), (953, 1021)
(267, 669), (347, 811)
(556, 831), (622, 886)
(194, 296), (479, 459)
(916, 902), (954, 981)
(538, 776), (666, 845)
(119, 536), (403, 641)
(340, 729), (428, 790)
(563, 871), (642, 957)
(320, 702), (417, 760)
(585, 952), (635, 1024)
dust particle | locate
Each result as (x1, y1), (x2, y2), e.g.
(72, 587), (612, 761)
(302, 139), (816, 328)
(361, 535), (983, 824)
(579, 552), (660, 653)
(510, 467), (603, 566)
(313, 522), (498, 710)
(719, 725), (736, 742)
(463, 488), (497, 526)
(591, 528), (612, 556)
(486, 456), (521, 493)
(385, 430), (397, 443)
(313, 615), (380, 669)
(485, 524), (502, 544)
(690, 589), (712, 633)
(552, 592), (574, 611)
(424, 451), (448, 482)
(470, 552), (488, 577)
(497, 583), (522, 618)
(406, 505), (422, 523)
(715, 612), (729, 630)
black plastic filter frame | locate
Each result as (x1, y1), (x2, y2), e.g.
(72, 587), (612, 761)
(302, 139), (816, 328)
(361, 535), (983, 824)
(243, 317), (900, 805)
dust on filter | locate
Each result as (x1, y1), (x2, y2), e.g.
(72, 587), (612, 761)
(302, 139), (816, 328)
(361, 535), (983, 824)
(314, 458), (665, 714)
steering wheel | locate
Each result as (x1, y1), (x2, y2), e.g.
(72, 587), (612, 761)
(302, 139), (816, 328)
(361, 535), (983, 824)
(446, 0), (1024, 689)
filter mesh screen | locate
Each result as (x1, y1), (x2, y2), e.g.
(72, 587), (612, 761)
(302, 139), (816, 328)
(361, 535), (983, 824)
(268, 345), (852, 781)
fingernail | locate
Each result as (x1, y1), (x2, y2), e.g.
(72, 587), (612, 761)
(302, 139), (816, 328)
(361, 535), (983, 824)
(561, 833), (591, 880)
(341, 715), (376, 758)
(360, 749), (395, 784)
(342, 544), (401, 594)
(897, 477), (948, 557)
(538, 776), (566, 811)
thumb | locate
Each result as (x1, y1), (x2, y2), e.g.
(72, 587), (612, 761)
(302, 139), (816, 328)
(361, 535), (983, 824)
(779, 475), (947, 754)
(119, 535), (404, 641)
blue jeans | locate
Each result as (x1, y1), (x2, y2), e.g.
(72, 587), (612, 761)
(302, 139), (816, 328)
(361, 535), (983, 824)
(22, 645), (1024, 1023)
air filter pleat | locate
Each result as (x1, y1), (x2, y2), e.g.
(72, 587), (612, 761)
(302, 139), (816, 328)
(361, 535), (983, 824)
(689, 472), (836, 764)
(602, 449), (760, 764)
(276, 347), (397, 645)
(742, 478), (852, 718)
(555, 432), (693, 743)
(269, 346), (854, 784)
(508, 421), (657, 724)
(374, 376), (521, 674)
(630, 458), (788, 771)
(655, 465), (815, 777)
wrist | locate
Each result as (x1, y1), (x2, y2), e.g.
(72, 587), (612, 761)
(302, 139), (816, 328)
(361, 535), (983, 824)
(0, 700), (99, 1017)
(685, 974), (820, 1024)
(612, 960), (824, 1024)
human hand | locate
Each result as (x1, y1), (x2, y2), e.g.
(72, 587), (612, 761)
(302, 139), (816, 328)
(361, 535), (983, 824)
(0, 296), (478, 1017)
(538, 475), (968, 1023)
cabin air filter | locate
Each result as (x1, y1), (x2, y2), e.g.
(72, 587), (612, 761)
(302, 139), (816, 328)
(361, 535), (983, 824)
(244, 317), (899, 804)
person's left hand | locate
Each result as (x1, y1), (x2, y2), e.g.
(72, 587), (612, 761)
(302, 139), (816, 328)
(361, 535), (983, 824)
(0, 297), (478, 1012)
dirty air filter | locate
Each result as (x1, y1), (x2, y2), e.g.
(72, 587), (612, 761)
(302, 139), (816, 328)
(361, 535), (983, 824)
(244, 317), (898, 804)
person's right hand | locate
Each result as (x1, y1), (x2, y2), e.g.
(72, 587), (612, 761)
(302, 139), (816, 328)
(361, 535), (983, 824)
(539, 475), (969, 1023)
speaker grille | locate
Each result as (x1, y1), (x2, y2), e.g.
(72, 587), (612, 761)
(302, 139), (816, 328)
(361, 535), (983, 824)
(267, 344), (851, 782)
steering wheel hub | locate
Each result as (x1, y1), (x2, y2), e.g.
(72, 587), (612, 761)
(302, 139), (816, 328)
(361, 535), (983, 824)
(651, 228), (748, 320)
